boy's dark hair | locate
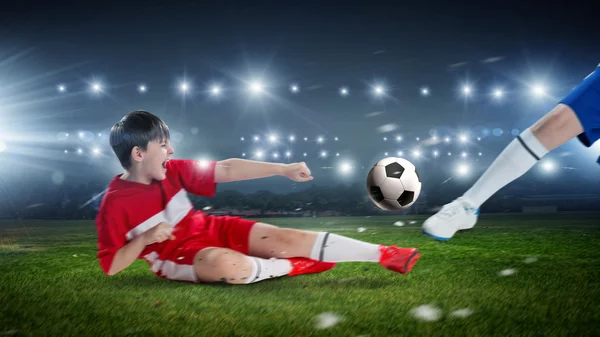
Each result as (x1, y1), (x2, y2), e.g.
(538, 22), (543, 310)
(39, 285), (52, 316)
(109, 110), (170, 170)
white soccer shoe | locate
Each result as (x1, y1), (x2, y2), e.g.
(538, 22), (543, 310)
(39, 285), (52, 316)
(422, 197), (479, 241)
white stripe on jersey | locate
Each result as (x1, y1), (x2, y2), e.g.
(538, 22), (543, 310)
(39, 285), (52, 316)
(126, 188), (193, 241)
(144, 251), (198, 282)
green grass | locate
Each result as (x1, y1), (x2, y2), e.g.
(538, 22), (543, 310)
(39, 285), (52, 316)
(1, 214), (599, 336)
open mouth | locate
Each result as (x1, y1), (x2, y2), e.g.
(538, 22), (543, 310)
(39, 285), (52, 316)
(162, 158), (170, 169)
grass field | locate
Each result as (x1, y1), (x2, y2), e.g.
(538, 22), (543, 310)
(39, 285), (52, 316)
(1, 213), (599, 336)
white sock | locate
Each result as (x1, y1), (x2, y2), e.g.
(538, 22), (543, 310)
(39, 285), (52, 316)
(244, 257), (292, 284)
(309, 232), (381, 262)
(463, 128), (549, 208)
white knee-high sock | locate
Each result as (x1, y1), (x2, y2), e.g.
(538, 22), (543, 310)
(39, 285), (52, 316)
(244, 257), (292, 284)
(308, 232), (381, 262)
(463, 128), (549, 208)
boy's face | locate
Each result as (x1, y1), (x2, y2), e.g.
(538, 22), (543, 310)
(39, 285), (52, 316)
(139, 138), (174, 181)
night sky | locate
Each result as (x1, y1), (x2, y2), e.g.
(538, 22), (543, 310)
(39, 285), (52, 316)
(1, 1), (599, 195)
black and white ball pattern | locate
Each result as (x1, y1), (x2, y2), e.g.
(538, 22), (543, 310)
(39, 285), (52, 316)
(366, 157), (422, 210)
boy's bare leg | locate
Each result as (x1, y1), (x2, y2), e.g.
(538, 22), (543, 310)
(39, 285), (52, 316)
(530, 103), (584, 150)
(193, 247), (293, 284)
(247, 222), (420, 273)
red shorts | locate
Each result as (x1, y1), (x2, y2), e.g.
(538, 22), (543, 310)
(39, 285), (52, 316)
(144, 215), (257, 283)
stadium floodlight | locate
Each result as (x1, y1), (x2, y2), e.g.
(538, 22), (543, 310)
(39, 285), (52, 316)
(334, 137), (339, 141)
(255, 150), (264, 159)
(58, 85), (66, 93)
(249, 81), (264, 94)
(532, 84), (547, 97)
(493, 88), (503, 99)
(92, 83), (102, 93)
(253, 135), (260, 142)
(139, 84), (147, 93)
(339, 162), (353, 174)
(397, 151), (404, 156)
(285, 151), (291, 158)
(444, 137), (451, 143)
(290, 84), (299, 93)
(541, 160), (556, 173)
(273, 152), (279, 159)
(242, 152), (246, 157)
(373, 85), (385, 96)
(180, 82), (190, 93)
(459, 134), (468, 143)
(421, 87), (430, 96)
(320, 150), (327, 158)
(77, 148), (83, 154)
(317, 136), (324, 144)
(433, 150), (439, 157)
(461, 152), (468, 158)
(412, 150), (421, 158)
(289, 135), (295, 142)
(210, 85), (221, 96)
(304, 137), (308, 141)
(383, 137), (387, 141)
(339, 87), (349, 96)
(416, 137), (420, 141)
(268, 134), (278, 143)
(384, 152), (388, 156)
(396, 135), (402, 141)
(462, 85), (472, 96)
(303, 152), (307, 157)
(336, 153), (340, 157)
(456, 163), (470, 176)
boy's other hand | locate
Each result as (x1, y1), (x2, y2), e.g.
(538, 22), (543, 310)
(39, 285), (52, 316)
(283, 162), (313, 182)
(143, 222), (176, 245)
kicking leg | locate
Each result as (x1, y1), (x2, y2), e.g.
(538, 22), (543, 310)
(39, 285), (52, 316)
(248, 223), (420, 274)
(423, 103), (585, 241)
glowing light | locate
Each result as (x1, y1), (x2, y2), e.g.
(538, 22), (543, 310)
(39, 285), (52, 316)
(373, 85), (385, 96)
(412, 150), (421, 158)
(396, 136), (402, 141)
(268, 134), (278, 143)
(249, 81), (264, 94)
(317, 136), (324, 144)
(253, 135), (260, 142)
(303, 137), (308, 141)
(255, 150), (264, 159)
(532, 84), (546, 97)
(290, 84), (299, 93)
(444, 137), (451, 143)
(461, 152), (468, 158)
(478, 152), (482, 156)
(285, 151), (291, 158)
(139, 85), (147, 93)
(456, 163), (470, 176)
(289, 135), (295, 142)
(320, 151), (327, 158)
(211, 85), (221, 96)
(433, 150), (439, 157)
(273, 152), (279, 159)
(77, 148), (83, 154)
(339, 162), (353, 174)
(58, 85), (66, 93)
(383, 137), (387, 141)
(303, 152), (307, 157)
(462, 85), (472, 96)
(384, 152), (388, 156)
(459, 134), (468, 143)
(448, 152), (452, 156)
(92, 83), (102, 92)
(92, 148), (100, 155)
(336, 153), (340, 157)
(64, 149), (68, 154)
(421, 87), (430, 96)
(180, 82), (189, 93)
(339, 87), (349, 96)
(432, 135), (438, 142)
(493, 88), (503, 99)
(397, 151), (404, 156)
(541, 160), (556, 172)
(242, 152), (246, 157)
(477, 137), (481, 141)
(416, 137), (420, 141)
(197, 159), (210, 168)
(240, 137), (245, 141)
(334, 137), (339, 141)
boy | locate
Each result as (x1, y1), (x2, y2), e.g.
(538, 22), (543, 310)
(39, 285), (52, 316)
(96, 110), (420, 284)
(423, 63), (600, 240)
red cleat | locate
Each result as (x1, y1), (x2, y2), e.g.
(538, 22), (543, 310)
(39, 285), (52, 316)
(288, 258), (336, 276)
(378, 245), (420, 274)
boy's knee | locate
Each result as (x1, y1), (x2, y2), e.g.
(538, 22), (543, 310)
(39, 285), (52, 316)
(193, 248), (254, 284)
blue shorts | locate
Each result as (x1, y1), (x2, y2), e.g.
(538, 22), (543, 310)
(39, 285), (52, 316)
(559, 65), (600, 149)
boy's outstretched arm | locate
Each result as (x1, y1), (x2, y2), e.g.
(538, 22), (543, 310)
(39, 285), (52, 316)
(106, 234), (147, 276)
(215, 158), (313, 183)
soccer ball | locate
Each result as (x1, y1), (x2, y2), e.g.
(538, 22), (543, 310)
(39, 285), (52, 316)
(366, 157), (422, 210)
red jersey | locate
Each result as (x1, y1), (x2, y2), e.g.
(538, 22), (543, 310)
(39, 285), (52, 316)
(96, 159), (217, 276)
